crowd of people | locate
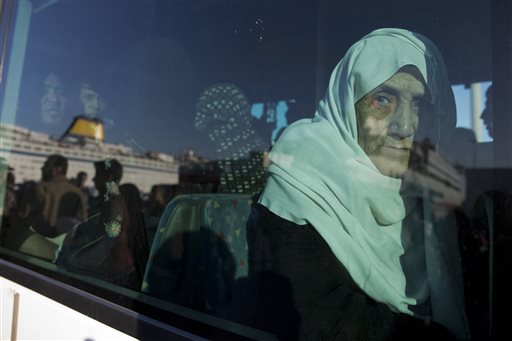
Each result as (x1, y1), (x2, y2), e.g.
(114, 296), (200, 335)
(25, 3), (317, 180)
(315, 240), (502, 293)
(0, 155), (165, 290)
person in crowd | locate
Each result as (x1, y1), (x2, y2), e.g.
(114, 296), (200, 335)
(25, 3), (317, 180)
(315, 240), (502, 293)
(1, 159), (16, 242)
(5, 170), (17, 215)
(0, 159), (16, 221)
(144, 184), (172, 246)
(4, 154), (87, 259)
(70, 171), (90, 195)
(41, 72), (67, 125)
(119, 183), (150, 289)
(145, 185), (169, 217)
(247, 28), (468, 340)
(0, 164), (17, 243)
(195, 83), (269, 194)
(470, 84), (495, 167)
(58, 159), (141, 289)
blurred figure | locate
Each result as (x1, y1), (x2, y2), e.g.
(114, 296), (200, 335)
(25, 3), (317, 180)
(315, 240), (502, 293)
(144, 185), (172, 246)
(1, 159), (16, 221)
(119, 183), (150, 289)
(148, 185), (169, 215)
(41, 73), (67, 124)
(59, 159), (140, 289)
(445, 127), (477, 168)
(5, 170), (17, 214)
(80, 82), (105, 118)
(5, 154), (87, 259)
(473, 85), (494, 168)
(1, 159), (16, 244)
(70, 171), (91, 197)
(1, 166), (18, 244)
(195, 83), (268, 194)
(71, 171), (87, 188)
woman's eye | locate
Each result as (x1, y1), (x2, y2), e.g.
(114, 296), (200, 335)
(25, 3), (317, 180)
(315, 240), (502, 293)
(375, 96), (391, 105)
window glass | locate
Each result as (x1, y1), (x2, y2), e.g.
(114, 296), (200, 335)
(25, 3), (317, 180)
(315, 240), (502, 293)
(1, 0), (510, 339)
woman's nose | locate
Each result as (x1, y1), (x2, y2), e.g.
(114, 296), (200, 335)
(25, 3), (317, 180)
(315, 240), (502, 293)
(387, 103), (417, 139)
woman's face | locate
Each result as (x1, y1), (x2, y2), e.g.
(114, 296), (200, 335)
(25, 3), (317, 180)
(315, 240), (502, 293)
(355, 67), (429, 178)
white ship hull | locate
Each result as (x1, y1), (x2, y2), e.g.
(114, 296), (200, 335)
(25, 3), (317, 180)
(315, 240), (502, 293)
(0, 124), (179, 193)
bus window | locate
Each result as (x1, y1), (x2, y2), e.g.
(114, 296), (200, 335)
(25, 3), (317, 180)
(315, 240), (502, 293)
(0, 0), (510, 340)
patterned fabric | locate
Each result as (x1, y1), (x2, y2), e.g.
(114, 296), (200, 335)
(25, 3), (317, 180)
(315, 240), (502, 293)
(217, 152), (267, 195)
(204, 195), (252, 279)
(195, 83), (268, 195)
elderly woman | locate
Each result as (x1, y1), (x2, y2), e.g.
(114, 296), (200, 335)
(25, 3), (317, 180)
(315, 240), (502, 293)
(248, 28), (468, 340)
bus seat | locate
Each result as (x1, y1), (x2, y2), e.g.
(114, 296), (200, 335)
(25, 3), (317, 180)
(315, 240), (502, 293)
(141, 194), (253, 315)
(203, 195), (252, 279)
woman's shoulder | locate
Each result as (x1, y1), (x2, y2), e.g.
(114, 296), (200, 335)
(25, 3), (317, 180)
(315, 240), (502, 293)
(248, 203), (346, 276)
(250, 203), (322, 241)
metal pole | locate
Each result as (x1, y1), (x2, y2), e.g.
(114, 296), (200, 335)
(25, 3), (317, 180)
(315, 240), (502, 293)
(10, 292), (20, 341)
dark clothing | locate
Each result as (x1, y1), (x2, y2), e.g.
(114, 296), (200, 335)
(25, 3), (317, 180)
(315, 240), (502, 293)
(57, 193), (136, 288)
(18, 174), (87, 238)
(119, 183), (149, 288)
(31, 174), (87, 234)
(247, 204), (454, 340)
(4, 175), (87, 253)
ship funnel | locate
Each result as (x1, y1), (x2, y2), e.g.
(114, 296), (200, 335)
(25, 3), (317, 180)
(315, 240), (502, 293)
(61, 116), (105, 142)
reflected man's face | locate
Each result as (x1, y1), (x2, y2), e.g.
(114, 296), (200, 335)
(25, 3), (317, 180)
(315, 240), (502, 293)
(80, 86), (105, 118)
(355, 67), (428, 178)
(41, 73), (66, 124)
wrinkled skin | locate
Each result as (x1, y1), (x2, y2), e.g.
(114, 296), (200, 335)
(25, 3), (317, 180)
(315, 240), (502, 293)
(355, 66), (430, 178)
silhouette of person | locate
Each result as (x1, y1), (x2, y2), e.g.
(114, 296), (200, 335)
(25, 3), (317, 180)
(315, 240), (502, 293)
(195, 83), (268, 194)
(119, 183), (150, 289)
(481, 85), (494, 138)
(58, 159), (143, 289)
(470, 85), (495, 168)
(79, 82), (106, 119)
(5, 155), (87, 259)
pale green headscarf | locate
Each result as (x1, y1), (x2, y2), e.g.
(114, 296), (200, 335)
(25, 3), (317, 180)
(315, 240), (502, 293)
(259, 28), (468, 337)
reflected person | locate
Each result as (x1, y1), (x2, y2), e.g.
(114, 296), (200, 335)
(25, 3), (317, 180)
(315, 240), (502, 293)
(59, 159), (139, 289)
(5, 154), (87, 259)
(80, 82), (105, 118)
(249, 28), (468, 340)
(480, 85), (493, 138)
(41, 73), (67, 124)
(473, 85), (494, 167)
(195, 83), (268, 194)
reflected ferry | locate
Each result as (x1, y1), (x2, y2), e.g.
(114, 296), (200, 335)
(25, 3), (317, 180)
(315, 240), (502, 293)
(0, 116), (179, 193)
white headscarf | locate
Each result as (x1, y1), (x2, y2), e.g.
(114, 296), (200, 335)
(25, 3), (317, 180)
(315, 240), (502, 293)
(259, 28), (468, 338)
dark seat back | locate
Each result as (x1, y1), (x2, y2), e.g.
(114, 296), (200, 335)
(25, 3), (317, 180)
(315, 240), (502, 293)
(141, 194), (253, 315)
